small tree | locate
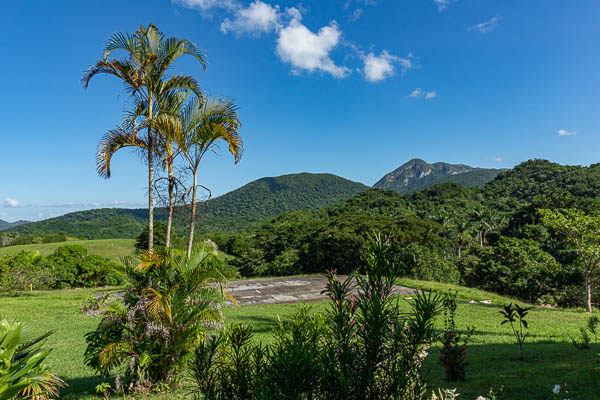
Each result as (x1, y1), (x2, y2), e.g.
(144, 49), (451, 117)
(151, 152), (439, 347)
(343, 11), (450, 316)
(540, 208), (600, 312)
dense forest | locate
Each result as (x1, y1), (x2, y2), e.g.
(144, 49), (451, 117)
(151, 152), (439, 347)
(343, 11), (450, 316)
(210, 159), (600, 308)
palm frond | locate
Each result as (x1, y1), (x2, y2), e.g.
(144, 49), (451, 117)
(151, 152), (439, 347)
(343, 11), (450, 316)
(96, 126), (148, 179)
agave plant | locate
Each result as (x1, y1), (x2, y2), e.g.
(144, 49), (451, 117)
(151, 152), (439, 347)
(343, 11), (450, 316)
(84, 244), (233, 393)
(0, 320), (65, 399)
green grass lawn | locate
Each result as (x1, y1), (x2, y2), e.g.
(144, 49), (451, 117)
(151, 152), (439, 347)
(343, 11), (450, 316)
(0, 239), (137, 262)
(0, 281), (598, 399)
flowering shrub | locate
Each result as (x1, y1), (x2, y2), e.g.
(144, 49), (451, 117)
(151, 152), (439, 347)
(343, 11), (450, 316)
(439, 291), (474, 381)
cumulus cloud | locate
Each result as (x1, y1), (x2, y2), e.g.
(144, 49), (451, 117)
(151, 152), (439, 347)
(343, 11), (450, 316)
(221, 1), (281, 35)
(3, 198), (19, 208)
(558, 129), (576, 136)
(276, 14), (350, 78)
(361, 50), (414, 82)
(468, 15), (501, 33)
(434, 0), (455, 12)
(406, 88), (437, 100)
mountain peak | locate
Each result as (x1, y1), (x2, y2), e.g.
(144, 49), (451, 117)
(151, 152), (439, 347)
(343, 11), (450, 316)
(374, 159), (502, 193)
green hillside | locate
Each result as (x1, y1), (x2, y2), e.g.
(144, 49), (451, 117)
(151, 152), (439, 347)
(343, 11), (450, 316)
(215, 159), (600, 308)
(373, 158), (502, 193)
(0, 239), (136, 262)
(10, 173), (368, 239)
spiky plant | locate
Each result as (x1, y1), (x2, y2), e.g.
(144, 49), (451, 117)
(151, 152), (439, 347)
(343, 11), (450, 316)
(0, 320), (66, 399)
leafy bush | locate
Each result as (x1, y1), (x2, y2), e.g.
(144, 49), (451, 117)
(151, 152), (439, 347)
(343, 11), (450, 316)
(0, 319), (65, 399)
(0, 246), (123, 292)
(84, 245), (231, 394)
(190, 233), (446, 399)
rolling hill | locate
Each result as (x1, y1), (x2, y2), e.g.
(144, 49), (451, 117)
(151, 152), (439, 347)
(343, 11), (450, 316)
(0, 239), (136, 262)
(0, 219), (30, 231)
(9, 173), (369, 239)
(373, 158), (503, 193)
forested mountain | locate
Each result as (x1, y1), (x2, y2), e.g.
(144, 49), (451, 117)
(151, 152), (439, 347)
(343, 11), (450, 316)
(0, 219), (29, 231)
(374, 158), (503, 193)
(214, 159), (600, 308)
(10, 173), (368, 239)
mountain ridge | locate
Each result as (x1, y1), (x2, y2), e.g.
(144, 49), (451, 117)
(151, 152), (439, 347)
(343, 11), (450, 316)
(373, 158), (504, 193)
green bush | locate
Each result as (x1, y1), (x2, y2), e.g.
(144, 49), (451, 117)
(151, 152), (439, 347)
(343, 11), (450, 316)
(0, 246), (123, 292)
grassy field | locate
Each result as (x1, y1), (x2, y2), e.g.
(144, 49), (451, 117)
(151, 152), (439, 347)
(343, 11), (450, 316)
(0, 281), (598, 399)
(0, 239), (137, 262)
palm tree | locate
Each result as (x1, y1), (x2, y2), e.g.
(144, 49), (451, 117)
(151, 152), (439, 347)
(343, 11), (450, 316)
(453, 220), (472, 258)
(84, 246), (228, 391)
(154, 96), (242, 257)
(83, 24), (206, 252)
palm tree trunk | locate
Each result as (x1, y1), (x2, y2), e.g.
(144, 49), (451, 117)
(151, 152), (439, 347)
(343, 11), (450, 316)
(187, 170), (198, 258)
(586, 268), (593, 312)
(147, 95), (154, 253)
(165, 160), (174, 248)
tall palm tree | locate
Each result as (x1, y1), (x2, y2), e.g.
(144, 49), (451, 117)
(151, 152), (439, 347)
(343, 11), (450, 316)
(83, 24), (206, 252)
(154, 96), (242, 257)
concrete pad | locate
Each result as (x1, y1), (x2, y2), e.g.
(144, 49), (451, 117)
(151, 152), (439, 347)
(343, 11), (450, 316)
(224, 275), (416, 306)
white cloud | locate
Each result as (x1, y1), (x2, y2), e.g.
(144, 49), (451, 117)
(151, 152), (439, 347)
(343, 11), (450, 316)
(276, 15), (350, 78)
(493, 156), (503, 162)
(173, 0), (239, 12)
(221, 1), (281, 35)
(406, 88), (437, 100)
(434, 0), (455, 12)
(407, 88), (423, 98)
(468, 16), (501, 33)
(349, 8), (364, 22)
(3, 198), (19, 208)
(362, 50), (414, 82)
(558, 129), (576, 136)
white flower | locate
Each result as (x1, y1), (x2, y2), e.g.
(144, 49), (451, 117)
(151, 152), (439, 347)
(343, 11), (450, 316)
(475, 397), (487, 400)
(553, 384), (561, 394)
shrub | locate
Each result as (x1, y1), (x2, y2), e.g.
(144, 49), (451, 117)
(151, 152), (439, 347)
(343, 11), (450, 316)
(0, 246), (123, 292)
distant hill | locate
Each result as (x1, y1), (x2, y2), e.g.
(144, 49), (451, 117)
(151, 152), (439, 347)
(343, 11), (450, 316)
(10, 173), (369, 239)
(0, 219), (30, 231)
(373, 158), (503, 193)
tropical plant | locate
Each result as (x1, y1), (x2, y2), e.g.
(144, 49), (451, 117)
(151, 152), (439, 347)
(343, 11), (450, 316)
(154, 95), (242, 257)
(572, 315), (599, 350)
(439, 291), (474, 381)
(83, 245), (231, 393)
(84, 23), (206, 252)
(0, 320), (66, 399)
(540, 208), (600, 312)
(499, 303), (532, 361)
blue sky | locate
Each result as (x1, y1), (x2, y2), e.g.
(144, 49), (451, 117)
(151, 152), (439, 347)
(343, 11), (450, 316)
(1, 0), (599, 221)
